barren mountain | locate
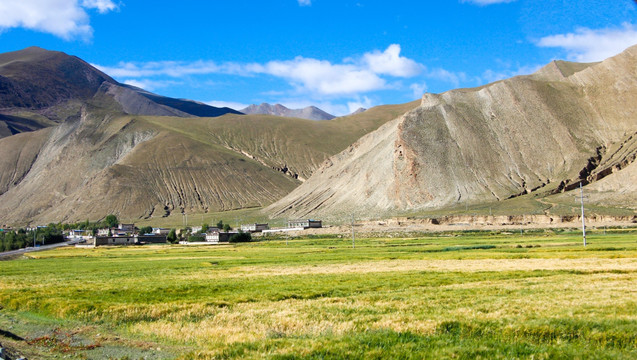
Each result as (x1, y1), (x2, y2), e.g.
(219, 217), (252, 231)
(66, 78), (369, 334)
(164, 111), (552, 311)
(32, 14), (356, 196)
(350, 107), (367, 115)
(267, 45), (637, 220)
(241, 103), (335, 120)
(0, 47), (240, 139)
(0, 47), (418, 225)
(2, 45), (636, 225)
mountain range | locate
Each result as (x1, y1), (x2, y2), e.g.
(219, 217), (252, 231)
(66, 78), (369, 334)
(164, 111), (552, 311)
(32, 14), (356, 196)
(0, 45), (636, 225)
(240, 103), (336, 120)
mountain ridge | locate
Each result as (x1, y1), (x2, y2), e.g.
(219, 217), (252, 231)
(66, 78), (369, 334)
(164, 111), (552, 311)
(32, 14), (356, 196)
(241, 103), (335, 120)
(0, 46), (636, 224)
(0, 46), (240, 139)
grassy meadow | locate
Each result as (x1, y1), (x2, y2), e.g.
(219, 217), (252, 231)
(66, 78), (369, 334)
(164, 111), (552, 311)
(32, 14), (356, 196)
(1, 229), (637, 359)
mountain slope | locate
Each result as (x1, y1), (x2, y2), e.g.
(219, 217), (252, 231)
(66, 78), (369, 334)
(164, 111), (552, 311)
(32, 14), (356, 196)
(267, 45), (637, 219)
(241, 103), (335, 120)
(0, 109), (299, 223)
(0, 97), (419, 224)
(0, 47), (239, 138)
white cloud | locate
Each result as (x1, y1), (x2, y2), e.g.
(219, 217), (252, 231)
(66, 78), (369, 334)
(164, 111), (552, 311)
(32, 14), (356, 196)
(206, 101), (250, 111)
(409, 82), (428, 99)
(346, 96), (374, 114)
(252, 57), (386, 95)
(82, 0), (118, 13)
(362, 44), (424, 77)
(425, 68), (467, 87)
(298, 0), (311, 6)
(123, 79), (180, 91)
(100, 44), (425, 97)
(248, 44), (425, 96)
(0, 0), (118, 39)
(97, 45), (441, 106)
(481, 64), (541, 83)
(95, 60), (232, 78)
(537, 23), (637, 62)
(461, 0), (516, 5)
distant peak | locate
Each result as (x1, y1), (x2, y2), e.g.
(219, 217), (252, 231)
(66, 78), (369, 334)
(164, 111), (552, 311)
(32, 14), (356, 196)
(350, 107), (367, 115)
(241, 102), (335, 120)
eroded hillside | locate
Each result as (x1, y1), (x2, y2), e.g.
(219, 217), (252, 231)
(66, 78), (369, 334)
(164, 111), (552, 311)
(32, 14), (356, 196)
(0, 98), (418, 224)
(267, 45), (637, 219)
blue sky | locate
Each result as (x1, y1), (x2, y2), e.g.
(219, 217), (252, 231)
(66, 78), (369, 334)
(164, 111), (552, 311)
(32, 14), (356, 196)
(1, 0), (636, 115)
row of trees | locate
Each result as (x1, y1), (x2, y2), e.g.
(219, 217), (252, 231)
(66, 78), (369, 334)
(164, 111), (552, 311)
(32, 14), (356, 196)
(0, 215), (121, 252)
(0, 225), (65, 252)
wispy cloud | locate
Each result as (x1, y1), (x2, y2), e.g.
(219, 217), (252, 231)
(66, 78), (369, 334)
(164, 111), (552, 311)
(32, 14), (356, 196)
(425, 68), (467, 87)
(537, 23), (637, 62)
(97, 44), (428, 97)
(481, 64), (541, 83)
(346, 96), (375, 114)
(123, 79), (181, 92)
(82, 0), (118, 13)
(0, 0), (118, 40)
(410, 82), (428, 99)
(460, 0), (517, 6)
(95, 60), (243, 78)
(298, 0), (311, 6)
(97, 44), (466, 114)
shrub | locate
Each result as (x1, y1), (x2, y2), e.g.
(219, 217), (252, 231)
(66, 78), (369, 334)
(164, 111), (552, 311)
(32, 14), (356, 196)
(229, 231), (252, 243)
(187, 235), (206, 242)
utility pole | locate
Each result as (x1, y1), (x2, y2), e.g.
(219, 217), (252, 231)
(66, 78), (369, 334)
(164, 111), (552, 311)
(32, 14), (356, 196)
(577, 182), (587, 247)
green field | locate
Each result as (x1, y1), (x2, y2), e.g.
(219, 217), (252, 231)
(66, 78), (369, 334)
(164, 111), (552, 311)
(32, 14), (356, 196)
(1, 229), (637, 359)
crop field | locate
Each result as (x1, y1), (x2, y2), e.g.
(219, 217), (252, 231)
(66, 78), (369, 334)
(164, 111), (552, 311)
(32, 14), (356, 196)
(1, 229), (636, 359)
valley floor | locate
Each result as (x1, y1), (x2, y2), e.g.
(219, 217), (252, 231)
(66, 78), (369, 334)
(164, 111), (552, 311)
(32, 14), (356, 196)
(0, 229), (636, 359)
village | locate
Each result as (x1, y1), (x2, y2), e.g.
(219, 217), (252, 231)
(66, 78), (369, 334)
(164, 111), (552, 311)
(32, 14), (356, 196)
(66, 219), (323, 247)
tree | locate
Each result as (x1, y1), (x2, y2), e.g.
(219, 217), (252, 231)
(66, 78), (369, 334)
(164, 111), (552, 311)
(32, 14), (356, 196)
(167, 229), (178, 243)
(139, 226), (153, 235)
(105, 214), (119, 228)
(223, 223), (232, 232)
(216, 220), (224, 229)
(201, 223), (209, 233)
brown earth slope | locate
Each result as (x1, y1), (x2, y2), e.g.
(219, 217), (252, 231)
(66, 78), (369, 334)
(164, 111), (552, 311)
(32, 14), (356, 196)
(267, 45), (637, 220)
(0, 98), (418, 225)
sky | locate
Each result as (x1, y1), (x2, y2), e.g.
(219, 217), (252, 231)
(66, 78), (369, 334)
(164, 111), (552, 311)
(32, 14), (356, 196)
(0, 0), (636, 116)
